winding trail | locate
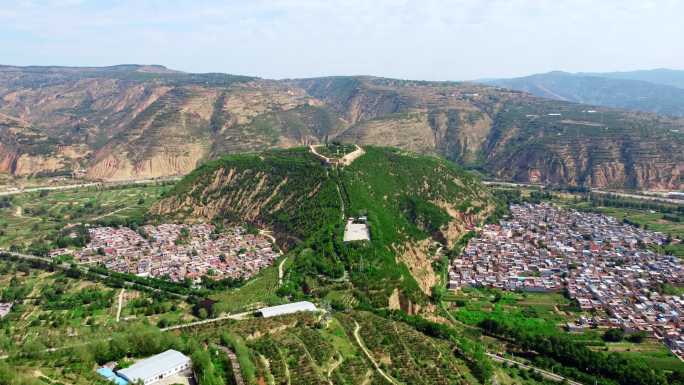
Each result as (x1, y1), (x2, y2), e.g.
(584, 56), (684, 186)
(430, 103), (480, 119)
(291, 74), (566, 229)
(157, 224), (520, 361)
(353, 321), (400, 385)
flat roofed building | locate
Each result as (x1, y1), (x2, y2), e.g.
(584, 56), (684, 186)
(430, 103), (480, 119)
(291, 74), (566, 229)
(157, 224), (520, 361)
(343, 218), (370, 242)
(257, 301), (317, 318)
(117, 350), (191, 385)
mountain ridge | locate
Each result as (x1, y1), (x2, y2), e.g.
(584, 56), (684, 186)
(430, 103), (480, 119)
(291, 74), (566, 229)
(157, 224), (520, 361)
(483, 69), (684, 116)
(1, 65), (683, 190)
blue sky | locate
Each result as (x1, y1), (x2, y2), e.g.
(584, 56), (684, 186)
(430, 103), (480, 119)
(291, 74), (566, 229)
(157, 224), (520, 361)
(1, 0), (683, 80)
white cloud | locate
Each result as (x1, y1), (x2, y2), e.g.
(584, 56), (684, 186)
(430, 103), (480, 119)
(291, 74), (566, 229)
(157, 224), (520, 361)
(0, 0), (683, 79)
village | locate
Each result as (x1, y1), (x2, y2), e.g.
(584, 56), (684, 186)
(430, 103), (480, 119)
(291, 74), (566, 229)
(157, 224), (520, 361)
(71, 223), (279, 283)
(449, 202), (684, 356)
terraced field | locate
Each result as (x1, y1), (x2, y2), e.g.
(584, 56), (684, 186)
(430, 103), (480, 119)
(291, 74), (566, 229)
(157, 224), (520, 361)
(0, 183), (171, 249)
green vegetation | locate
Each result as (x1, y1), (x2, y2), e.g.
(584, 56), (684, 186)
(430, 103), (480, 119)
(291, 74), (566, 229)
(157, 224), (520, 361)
(221, 332), (256, 383)
(0, 259), (192, 361)
(315, 142), (356, 158)
(161, 146), (494, 309)
(479, 317), (681, 385)
(0, 183), (171, 250)
(211, 261), (283, 314)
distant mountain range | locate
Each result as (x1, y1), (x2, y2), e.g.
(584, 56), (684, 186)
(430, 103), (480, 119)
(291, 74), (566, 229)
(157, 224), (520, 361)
(483, 69), (684, 117)
(0, 65), (682, 190)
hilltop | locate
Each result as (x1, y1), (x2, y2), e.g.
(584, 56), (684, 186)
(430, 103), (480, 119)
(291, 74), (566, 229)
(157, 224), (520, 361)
(1, 65), (683, 189)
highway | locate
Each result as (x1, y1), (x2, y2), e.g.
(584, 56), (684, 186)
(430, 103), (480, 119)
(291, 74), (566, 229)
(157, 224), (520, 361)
(0, 176), (182, 197)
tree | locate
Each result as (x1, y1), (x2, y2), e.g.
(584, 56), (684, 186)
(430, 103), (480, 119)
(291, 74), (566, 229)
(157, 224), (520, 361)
(626, 331), (648, 343)
(603, 328), (625, 342)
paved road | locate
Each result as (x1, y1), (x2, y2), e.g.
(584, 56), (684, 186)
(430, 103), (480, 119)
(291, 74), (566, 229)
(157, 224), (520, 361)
(160, 311), (251, 332)
(590, 189), (684, 205)
(482, 180), (683, 205)
(0, 176), (181, 197)
(487, 353), (583, 385)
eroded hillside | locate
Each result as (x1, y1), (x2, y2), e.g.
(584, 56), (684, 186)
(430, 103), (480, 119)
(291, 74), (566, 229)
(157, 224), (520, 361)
(1, 65), (683, 189)
(151, 146), (495, 311)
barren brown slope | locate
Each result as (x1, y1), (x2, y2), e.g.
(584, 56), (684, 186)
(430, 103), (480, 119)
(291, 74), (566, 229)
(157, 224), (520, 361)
(1, 66), (682, 189)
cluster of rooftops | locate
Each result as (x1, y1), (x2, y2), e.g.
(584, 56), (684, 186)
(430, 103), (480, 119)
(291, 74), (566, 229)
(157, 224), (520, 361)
(450, 203), (684, 356)
(69, 223), (278, 282)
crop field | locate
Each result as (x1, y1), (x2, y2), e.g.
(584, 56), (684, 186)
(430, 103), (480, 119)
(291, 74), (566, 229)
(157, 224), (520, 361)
(0, 183), (171, 249)
(0, 259), (190, 358)
(589, 339), (684, 372)
(446, 288), (579, 332)
(205, 310), (485, 385)
(337, 311), (479, 385)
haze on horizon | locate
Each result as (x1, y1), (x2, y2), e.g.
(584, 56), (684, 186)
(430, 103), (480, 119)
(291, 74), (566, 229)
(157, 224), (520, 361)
(1, 0), (683, 81)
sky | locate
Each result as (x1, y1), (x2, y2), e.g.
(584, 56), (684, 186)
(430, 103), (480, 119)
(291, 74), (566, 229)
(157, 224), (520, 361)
(1, 0), (683, 81)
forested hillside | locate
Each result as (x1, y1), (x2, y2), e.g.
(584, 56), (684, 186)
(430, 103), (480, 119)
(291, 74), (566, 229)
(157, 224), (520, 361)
(151, 146), (495, 310)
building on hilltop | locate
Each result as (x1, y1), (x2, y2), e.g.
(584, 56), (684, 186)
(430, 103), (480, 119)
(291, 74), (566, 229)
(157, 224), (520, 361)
(343, 217), (370, 242)
(116, 350), (191, 385)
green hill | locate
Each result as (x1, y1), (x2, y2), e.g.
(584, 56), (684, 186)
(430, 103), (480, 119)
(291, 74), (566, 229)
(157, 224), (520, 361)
(152, 146), (495, 308)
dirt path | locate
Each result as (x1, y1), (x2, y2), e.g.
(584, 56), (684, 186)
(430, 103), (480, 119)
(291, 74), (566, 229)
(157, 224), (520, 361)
(219, 345), (246, 385)
(258, 229), (277, 244)
(116, 289), (125, 322)
(278, 257), (288, 286)
(326, 352), (343, 378)
(339, 145), (364, 166)
(353, 321), (400, 385)
(0, 176), (182, 197)
(91, 206), (130, 221)
(336, 184), (345, 220)
(309, 144), (364, 167)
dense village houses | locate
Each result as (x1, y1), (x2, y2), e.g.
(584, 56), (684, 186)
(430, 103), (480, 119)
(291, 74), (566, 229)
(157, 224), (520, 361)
(449, 203), (684, 356)
(73, 224), (279, 282)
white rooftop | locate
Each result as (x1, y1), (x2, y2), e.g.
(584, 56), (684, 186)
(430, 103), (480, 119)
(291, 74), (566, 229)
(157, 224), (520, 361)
(117, 349), (190, 383)
(257, 301), (317, 318)
(343, 221), (370, 242)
